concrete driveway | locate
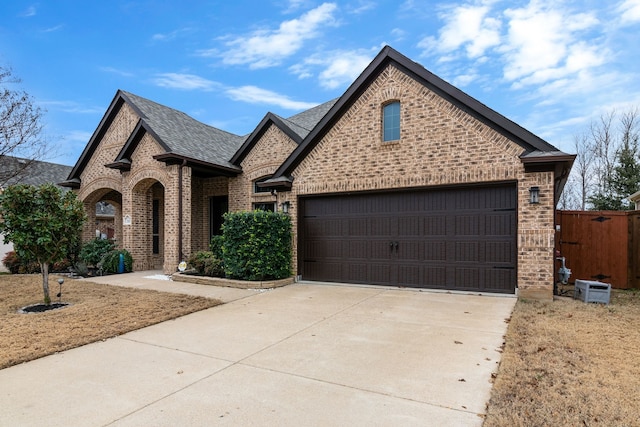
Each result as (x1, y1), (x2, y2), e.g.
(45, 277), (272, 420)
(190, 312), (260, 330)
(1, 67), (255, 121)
(0, 276), (515, 426)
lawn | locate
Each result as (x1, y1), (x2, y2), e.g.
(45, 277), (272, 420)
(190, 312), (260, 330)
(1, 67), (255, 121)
(484, 289), (640, 426)
(0, 274), (221, 370)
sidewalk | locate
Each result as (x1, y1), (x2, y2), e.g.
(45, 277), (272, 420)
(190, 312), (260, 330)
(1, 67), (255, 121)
(80, 270), (260, 303)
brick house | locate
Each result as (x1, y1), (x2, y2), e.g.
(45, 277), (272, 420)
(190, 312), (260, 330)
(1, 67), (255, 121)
(62, 46), (574, 299)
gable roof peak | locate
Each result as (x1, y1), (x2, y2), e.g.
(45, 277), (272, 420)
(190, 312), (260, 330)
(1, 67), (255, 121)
(269, 44), (567, 182)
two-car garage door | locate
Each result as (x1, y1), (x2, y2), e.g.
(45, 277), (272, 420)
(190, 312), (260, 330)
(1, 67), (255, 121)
(299, 183), (516, 293)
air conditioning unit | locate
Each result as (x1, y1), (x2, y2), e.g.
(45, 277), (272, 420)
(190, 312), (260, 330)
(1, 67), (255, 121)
(574, 279), (611, 304)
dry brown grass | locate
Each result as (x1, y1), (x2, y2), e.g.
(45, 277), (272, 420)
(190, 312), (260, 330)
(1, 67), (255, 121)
(484, 289), (640, 427)
(0, 274), (221, 370)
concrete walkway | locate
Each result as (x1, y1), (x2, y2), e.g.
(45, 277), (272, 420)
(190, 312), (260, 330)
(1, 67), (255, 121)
(78, 270), (260, 303)
(0, 272), (515, 426)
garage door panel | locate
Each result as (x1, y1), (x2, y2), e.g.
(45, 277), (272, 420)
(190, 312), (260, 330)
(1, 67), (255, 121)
(397, 265), (421, 287)
(453, 268), (480, 288)
(399, 216), (421, 235)
(485, 213), (515, 236)
(424, 266), (447, 286)
(484, 269), (516, 292)
(347, 240), (370, 260)
(304, 218), (342, 237)
(424, 241), (447, 261)
(299, 184), (516, 293)
(303, 261), (343, 281)
(424, 216), (447, 236)
(347, 264), (368, 282)
(370, 217), (394, 236)
(397, 240), (422, 261)
(455, 215), (480, 235)
(369, 264), (392, 285)
(455, 241), (480, 262)
(485, 241), (515, 263)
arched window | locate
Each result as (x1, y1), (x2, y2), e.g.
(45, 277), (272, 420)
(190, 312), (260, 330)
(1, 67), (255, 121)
(382, 101), (400, 141)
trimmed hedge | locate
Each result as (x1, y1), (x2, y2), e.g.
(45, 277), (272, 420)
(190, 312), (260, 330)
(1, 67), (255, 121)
(209, 235), (224, 261)
(222, 211), (291, 281)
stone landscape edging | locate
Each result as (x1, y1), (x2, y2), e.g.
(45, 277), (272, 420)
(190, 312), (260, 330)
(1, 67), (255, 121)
(171, 272), (294, 289)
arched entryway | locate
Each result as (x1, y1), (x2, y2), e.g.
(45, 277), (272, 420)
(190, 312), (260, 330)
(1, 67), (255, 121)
(80, 188), (123, 246)
(127, 179), (165, 271)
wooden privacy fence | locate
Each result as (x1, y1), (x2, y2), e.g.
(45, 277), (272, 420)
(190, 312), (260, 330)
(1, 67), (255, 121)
(555, 210), (640, 289)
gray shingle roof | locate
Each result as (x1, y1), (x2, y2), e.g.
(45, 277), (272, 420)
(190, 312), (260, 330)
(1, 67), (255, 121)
(283, 98), (339, 139)
(120, 91), (246, 169)
(0, 156), (72, 189)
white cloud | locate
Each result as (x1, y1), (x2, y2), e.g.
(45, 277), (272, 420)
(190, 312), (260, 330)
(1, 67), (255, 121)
(318, 54), (373, 89)
(225, 85), (318, 110)
(284, 0), (310, 13)
(501, 3), (600, 85)
(152, 73), (219, 91)
(39, 100), (103, 114)
(452, 72), (479, 87)
(347, 1), (376, 14)
(290, 48), (376, 89)
(418, 4), (501, 59)
(390, 28), (407, 41)
(42, 24), (64, 33)
(151, 27), (192, 42)
(19, 6), (36, 17)
(619, 0), (640, 23)
(210, 3), (338, 69)
(99, 66), (134, 77)
(420, 1), (604, 91)
(66, 130), (93, 142)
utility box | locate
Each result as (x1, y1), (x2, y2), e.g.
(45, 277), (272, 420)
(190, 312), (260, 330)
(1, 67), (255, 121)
(574, 279), (611, 304)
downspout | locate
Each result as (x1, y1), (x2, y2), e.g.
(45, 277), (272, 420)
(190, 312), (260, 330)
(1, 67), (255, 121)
(178, 159), (187, 264)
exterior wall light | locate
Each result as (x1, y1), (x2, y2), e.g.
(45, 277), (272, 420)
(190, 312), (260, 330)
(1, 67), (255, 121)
(530, 186), (540, 204)
(281, 201), (290, 214)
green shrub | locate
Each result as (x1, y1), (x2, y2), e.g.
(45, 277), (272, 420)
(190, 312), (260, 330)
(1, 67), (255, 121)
(222, 210), (292, 281)
(209, 235), (224, 260)
(100, 249), (133, 274)
(79, 238), (115, 267)
(187, 251), (224, 277)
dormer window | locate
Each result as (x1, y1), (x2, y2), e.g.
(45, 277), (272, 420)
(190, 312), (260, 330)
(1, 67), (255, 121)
(382, 101), (400, 142)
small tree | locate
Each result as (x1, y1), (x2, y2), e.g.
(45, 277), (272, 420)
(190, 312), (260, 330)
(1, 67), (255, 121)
(0, 184), (86, 304)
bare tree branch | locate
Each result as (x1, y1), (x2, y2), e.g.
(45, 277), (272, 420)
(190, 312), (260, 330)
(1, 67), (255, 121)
(0, 67), (50, 187)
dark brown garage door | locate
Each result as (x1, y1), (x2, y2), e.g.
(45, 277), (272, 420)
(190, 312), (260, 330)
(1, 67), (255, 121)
(299, 184), (516, 293)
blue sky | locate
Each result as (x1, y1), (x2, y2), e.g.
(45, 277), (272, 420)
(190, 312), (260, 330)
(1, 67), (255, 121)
(0, 0), (639, 166)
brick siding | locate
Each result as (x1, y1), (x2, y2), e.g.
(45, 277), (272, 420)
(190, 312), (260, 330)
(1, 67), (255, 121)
(281, 64), (555, 298)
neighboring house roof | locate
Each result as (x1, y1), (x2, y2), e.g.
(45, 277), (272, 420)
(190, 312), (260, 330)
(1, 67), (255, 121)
(628, 190), (640, 204)
(270, 46), (573, 187)
(0, 156), (72, 189)
(96, 201), (115, 217)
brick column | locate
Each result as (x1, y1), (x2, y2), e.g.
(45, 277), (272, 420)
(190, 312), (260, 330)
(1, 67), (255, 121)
(82, 200), (97, 242)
